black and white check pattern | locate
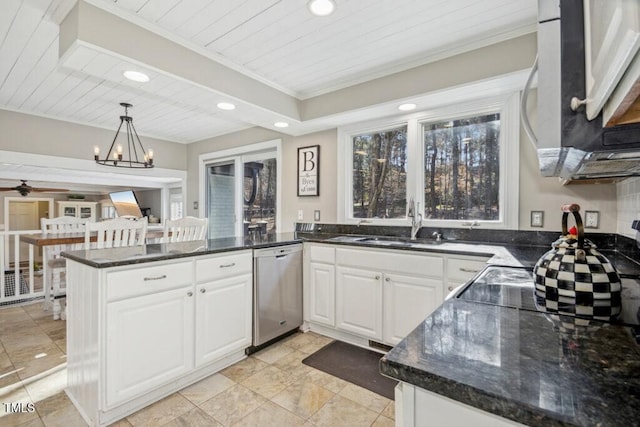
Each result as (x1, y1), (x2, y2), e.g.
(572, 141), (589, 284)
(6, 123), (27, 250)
(533, 241), (622, 321)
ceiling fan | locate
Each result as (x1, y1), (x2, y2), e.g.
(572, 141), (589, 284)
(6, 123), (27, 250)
(0, 180), (70, 197)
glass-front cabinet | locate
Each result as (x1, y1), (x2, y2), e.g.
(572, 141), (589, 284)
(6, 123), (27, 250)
(57, 201), (98, 221)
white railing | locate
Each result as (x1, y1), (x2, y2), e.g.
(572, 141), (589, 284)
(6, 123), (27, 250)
(0, 229), (44, 304)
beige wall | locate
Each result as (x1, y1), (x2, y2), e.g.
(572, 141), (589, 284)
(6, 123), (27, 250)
(0, 109), (187, 170)
(302, 33), (537, 120)
(518, 128), (617, 233)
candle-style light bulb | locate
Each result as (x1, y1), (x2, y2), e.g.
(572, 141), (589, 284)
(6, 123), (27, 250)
(148, 149), (154, 165)
(94, 146), (100, 161)
(116, 144), (123, 160)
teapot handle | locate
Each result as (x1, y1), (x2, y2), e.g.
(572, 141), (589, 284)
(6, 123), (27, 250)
(560, 203), (585, 249)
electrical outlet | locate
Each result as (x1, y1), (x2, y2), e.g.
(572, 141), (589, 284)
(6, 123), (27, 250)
(297, 209), (304, 220)
(584, 211), (599, 228)
(314, 210), (320, 221)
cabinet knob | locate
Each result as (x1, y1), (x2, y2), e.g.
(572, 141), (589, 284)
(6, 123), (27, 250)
(448, 286), (454, 291)
(385, 277), (390, 282)
(375, 275), (380, 280)
(200, 288), (206, 293)
(187, 291), (193, 297)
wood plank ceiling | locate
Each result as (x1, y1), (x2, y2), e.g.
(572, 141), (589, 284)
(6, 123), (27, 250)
(0, 0), (537, 144)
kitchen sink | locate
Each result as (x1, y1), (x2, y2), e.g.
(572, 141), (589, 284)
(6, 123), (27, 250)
(357, 236), (413, 247)
(326, 235), (442, 247)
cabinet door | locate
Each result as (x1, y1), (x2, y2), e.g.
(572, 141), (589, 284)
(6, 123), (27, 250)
(308, 262), (335, 326)
(584, 0), (640, 120)
(79, 206), (93, 219)
(105, 286), (194, 407)
(336, 266), (382, 340)
(383, 273), (443, 346)
(63, 205), (77, 217)
(195, 274), (252, 367)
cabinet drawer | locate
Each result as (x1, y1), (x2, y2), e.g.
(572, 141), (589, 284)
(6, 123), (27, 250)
(309, 244), (335, 263)
(447, 256), (488, 283)
(196, 251), (252, 282)
(106, 261), (193, 301)
(336, 247), (443, 277)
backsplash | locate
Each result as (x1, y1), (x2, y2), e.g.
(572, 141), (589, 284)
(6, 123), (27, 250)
(617, 176), (640, 239)
(295, 223), (617, 249)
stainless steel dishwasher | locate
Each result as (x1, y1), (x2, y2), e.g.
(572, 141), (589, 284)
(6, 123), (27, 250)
(252, 244), (303, 349)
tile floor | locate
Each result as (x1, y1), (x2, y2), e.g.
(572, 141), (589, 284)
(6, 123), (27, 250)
(0, 302), (395, 426)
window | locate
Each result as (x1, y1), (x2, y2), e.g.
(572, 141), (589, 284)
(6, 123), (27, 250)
(352, 125), (407, 219)
(169, 193), (183, 220)
(423, 113), (500, 221)
(338, 93), (519, 229)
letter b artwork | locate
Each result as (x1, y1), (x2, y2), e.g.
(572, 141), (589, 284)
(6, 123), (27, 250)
(297, 145), (320, 196)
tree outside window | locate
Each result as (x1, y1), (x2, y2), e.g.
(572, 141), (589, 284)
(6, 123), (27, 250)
(423, 113), (500, 221)
(352, 126), (407, 219)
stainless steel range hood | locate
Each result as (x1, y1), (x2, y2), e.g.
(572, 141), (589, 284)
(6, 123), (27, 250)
(526, 0), (640, 183)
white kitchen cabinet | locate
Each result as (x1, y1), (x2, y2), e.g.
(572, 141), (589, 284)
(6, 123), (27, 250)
(396, 382), (526, 427)
(336, 266), (383, 340)
(333, 246), (444, 345)
(304, 244), (336, 327)
(308, 262), (336, 326)
(106, 285), (194, 407)
(194, 250), (252, 367)
(383, 273), (443, 346)
(303, 243), (491, 348)
(66, 250), (252, 427)
(445, 254), (489, 295)
(195, 273), (252, 367)
(57, 201), (98, 220)
(583, 0), (640, 123)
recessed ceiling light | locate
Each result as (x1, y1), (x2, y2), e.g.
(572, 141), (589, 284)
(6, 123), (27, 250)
(217, 102), (236, 110)
(398, 103), (417, 111)
(274, 122), (289, 128)
(308, 0), (336, 16)
(123, 70), (149, 82)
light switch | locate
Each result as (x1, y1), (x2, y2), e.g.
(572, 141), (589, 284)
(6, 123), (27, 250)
(297, 209), (304, 220)
(314, 210), (320, 221)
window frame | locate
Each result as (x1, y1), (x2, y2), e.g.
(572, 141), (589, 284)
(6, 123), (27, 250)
(198, 139), (282, 237)
(337, 92), (520, 229)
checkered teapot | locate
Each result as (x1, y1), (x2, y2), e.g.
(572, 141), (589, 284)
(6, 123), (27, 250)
(533, 203), (622, 321)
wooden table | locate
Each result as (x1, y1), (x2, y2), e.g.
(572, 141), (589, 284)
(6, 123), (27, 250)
(20, 230), (165, 319)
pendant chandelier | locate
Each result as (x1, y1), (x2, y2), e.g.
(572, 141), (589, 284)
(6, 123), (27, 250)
(94, 102), (154, 168)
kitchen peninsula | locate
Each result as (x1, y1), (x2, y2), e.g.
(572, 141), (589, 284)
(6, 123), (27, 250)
(62, 234), (300, 427)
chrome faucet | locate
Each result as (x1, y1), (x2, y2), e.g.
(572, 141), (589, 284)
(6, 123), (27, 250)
(408, 198), (422, 240)
(432, 231), (443, 242)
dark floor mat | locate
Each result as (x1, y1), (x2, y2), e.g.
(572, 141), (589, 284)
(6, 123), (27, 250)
(302, 340), (397, 400)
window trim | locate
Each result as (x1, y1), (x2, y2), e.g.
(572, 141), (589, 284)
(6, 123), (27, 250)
(337, 92), (520, 229)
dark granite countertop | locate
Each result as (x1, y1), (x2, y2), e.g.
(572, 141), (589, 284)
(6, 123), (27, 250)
(61, 233), (302, 268)
(60, 224), (640, 426)
(62, 229), (640, 279)
(380, 298), (640, 426)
